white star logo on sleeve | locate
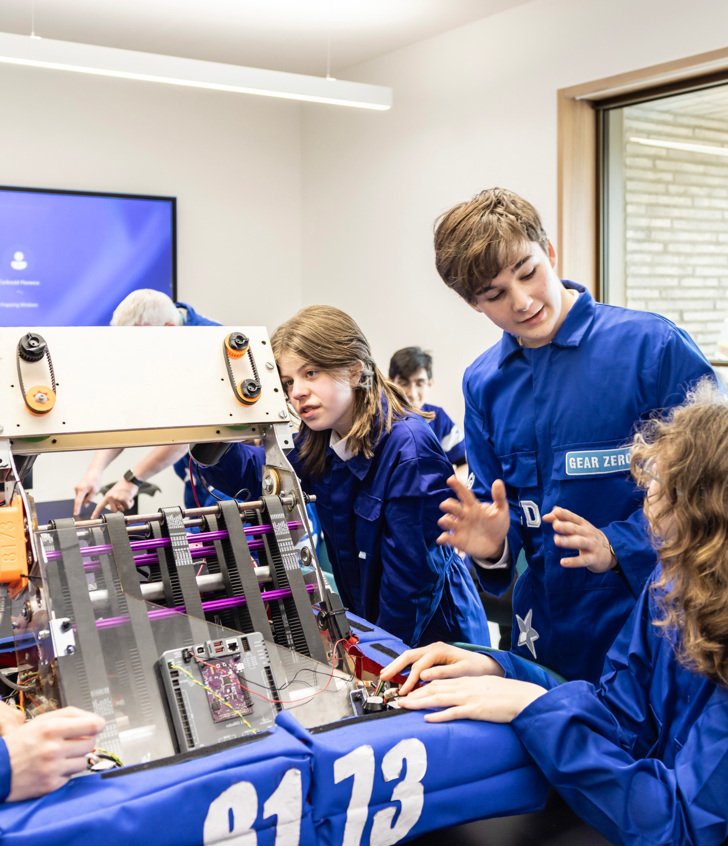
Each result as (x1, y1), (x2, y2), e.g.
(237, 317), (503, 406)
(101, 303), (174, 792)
(516, 609), (540, 659)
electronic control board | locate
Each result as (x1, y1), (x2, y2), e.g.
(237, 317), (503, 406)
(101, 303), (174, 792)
(158, 632), (280, 752)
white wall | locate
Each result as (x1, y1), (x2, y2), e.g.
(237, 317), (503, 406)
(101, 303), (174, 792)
(0, 62), (303, 504)
(4, 0), (728, 507)
(301, 0), (728, 422)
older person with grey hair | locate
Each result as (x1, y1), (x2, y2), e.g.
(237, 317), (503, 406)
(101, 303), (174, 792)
(73, 289), (219, 517)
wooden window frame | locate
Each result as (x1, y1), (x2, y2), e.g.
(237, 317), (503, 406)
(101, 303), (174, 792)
(557, 47), (728, 298)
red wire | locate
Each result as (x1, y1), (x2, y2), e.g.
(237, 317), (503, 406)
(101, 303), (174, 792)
(188, 455), (202, 509)
(194, 638), (354, 706)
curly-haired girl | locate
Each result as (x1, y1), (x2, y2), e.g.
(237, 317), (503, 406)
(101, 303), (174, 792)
(382, 378), (728, 845)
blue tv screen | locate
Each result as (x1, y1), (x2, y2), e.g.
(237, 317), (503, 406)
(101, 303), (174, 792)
(0, 186), (176, 326)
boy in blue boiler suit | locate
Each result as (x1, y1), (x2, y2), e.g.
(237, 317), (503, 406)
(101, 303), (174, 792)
(388, 346), (467, 468)
(430, 187), (714, 682)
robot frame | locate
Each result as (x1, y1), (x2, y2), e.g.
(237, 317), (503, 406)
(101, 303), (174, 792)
(0, 324), (381, 766)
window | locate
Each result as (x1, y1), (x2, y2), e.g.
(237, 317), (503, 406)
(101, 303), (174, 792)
(599, 80), (728, 362)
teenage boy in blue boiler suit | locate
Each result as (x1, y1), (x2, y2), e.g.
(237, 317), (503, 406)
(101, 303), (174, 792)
(428, 187), (713, 682)
(388, 346), (467, 468)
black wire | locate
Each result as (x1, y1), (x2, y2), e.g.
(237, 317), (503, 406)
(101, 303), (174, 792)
(0, 671), (32, 692)
(191, 462), (249, 503)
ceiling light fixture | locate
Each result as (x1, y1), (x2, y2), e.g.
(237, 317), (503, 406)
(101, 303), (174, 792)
(0, 32), (392, 111)
(630, 135), (728, 157)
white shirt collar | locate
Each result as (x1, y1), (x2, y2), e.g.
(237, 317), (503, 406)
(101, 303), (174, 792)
(329, 430), (355, 461)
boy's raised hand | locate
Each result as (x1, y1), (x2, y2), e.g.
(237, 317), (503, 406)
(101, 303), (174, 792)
(543, 507), (617, 573)
(437, 476), (510, 560)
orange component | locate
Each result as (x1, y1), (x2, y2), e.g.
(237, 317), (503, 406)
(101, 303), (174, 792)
(238, 391), (261, 405)
(263, 468), (281, 495)
(224, 333), (249, 359)
(0, 496), (28, 587)
(24, 385), (56, 415)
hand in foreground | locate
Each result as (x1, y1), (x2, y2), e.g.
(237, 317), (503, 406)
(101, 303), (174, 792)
(0, 701), (25, 735)
(380, 642), (503, 696)
(90, 480), (138, 519)
(437, 477), (510, 560)
(4, 707), (105, 802)
(543, 507), (617, 573)
(396, 675), (547, 724)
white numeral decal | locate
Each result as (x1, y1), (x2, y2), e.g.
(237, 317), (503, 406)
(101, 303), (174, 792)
(370, 739), (427, 846)
(203, 781), (258, 845)
(334, 745), (376, 846)
(334, 739), (427, 846)
(203, 768), (302, 846)
(263, 768), (303, 846)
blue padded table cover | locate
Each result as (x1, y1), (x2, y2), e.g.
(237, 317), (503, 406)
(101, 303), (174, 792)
(0, 614), (548, 845)
(346, 611), (412, 663)
(0, 724), (314, 846)
(281, 706), (548, 845)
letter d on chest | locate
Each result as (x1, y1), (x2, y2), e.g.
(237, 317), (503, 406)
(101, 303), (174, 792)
(520, 500), (541, 528)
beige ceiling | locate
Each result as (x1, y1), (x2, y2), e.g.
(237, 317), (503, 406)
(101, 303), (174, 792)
(0, 0), (532, 77)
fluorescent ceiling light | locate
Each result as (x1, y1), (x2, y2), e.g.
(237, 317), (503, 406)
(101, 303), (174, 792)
(0, 31), (392, 111)
(630, 135), (728, 157)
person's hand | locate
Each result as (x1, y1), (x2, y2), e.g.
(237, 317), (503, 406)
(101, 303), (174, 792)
(90, 480), (138, 519)
(380, 642), (503, 696)
(437, 476), (510, 560)
(4, 707), (105, 801)
(396, 675), (547, 723)
(0, 701), (25, 735)
(543, 507), (617, 573)
(73, 475), (102, 517)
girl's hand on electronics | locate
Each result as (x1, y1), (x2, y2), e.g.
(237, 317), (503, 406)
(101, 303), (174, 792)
(437, 477), (510, 560)
(396, 675), (547, 723)
(543, 507), (617, 573)
(379, 642), (503, 696)
(90, 480), (137, 519)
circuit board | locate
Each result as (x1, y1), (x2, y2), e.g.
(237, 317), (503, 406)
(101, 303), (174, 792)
(198, 655), (254, 723)
(158, 632), (279, 752)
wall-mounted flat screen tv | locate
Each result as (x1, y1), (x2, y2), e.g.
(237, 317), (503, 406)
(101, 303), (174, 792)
(0, 186), (176, 326)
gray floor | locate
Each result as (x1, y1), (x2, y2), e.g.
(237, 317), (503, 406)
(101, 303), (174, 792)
(407, 792), (613, 846)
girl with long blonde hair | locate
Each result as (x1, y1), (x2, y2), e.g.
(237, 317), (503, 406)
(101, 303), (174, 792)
(204, 305), (488, 648)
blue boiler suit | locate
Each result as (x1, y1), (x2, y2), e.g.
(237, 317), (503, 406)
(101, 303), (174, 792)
(490, 570), (728, 846)
(464, 282), (714, 681)
(176, 301), (219, 327)
(422, 403), (466, 466)
(204, 412), (489, 648)
(0, 740), (8, 801)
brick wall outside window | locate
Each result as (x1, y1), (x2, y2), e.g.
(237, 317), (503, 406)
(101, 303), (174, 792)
(622, 103), (728, 359)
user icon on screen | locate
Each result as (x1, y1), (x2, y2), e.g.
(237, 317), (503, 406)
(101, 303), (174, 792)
(10, 251), (27, 270)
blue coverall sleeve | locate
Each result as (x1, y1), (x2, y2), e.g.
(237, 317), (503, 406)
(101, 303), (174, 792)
(486, 649), (564, 689)
(601, 327), (716, 595)
(0, 738), (11, 801)
(194, 443), (265, 500)
(437, 407), (467, 465)
(462, 374), (521, 595)
(511, 585), (728, 846)
(375, 446), (453, 645)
